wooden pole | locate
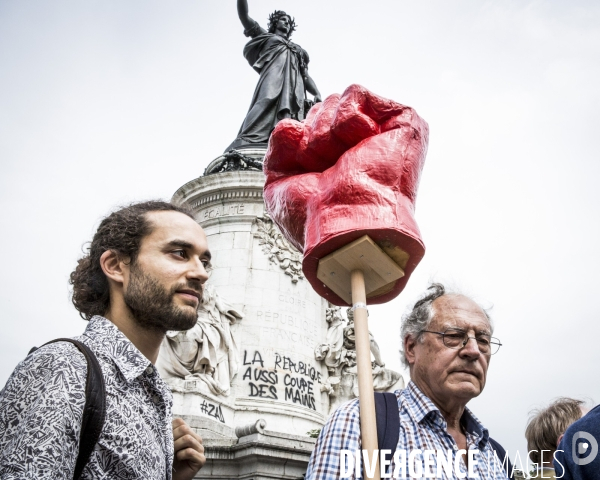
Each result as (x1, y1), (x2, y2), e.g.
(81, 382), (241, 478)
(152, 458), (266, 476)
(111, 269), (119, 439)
(317, 236), (405, 478)
(351, 269), (380, 480)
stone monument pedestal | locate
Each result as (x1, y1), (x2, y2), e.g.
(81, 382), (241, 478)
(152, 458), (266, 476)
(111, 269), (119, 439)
(162, 148), (403, 478)
(165, 149), (327, 478)
(190, 419), (316, 480)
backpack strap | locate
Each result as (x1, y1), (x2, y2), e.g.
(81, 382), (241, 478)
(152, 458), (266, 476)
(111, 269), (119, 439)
(488, 436), (514, 479)
(31, 338), (106, 480)
(374, 392), (400, 475)
(373, 392), (512, 479)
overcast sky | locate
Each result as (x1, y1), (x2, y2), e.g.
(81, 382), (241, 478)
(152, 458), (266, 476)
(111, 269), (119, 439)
(1, 0), (599, 469)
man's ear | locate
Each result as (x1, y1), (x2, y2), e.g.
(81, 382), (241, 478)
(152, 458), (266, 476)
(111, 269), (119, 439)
(404, 334), (418, 366)
(99, 250), (129, 285)
(556, 434), (564, 449)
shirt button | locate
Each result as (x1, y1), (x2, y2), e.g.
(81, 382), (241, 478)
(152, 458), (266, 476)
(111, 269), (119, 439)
(145, 366), (154, 375)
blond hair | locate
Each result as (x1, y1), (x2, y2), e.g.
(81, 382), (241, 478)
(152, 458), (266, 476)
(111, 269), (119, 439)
(525, 397), (584, 464)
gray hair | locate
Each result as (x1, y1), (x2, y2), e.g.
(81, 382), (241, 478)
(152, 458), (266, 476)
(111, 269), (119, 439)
(399, 283), (492, 368)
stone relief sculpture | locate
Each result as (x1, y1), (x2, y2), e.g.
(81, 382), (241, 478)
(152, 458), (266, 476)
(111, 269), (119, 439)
(315, 306), (403, 411)
(314, 307), (346, 373)
(254, 215), (304, 283)
(157, 284), (244, 396)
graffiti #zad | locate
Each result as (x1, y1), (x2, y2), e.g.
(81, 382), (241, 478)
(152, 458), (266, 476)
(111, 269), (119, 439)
(199, 399), (225, 423)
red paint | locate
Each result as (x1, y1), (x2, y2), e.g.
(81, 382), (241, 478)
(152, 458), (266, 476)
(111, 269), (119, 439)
(264, 84), (429, 306)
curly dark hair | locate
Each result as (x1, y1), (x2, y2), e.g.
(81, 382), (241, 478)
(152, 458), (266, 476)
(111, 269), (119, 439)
(267, 10), (296, 36)
(70, 200), (194, 320)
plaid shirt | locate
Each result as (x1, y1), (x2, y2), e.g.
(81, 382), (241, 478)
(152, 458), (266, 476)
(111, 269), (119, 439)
(306, 381), (509, 479)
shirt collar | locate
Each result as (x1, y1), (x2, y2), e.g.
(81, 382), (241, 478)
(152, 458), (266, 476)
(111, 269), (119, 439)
(83, 316), (152, 382)
(404, 380), (441, 424)
(403, 381), (490, 449)
(462, 406), (489, 449)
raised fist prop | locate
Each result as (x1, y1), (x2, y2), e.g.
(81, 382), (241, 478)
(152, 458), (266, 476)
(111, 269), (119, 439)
(263, 84), (429, 306)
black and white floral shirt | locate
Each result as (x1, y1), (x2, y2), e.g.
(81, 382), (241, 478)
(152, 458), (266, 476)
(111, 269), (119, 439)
(0, 316), (175, 479)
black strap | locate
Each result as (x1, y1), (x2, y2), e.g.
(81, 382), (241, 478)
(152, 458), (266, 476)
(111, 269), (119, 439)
(375, 392), (400, 474)
(31, 338), (106, 480)
(373, 391), (513, 479)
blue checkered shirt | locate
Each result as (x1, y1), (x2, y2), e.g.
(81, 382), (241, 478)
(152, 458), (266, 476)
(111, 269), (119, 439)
(306, 381), (510, 479)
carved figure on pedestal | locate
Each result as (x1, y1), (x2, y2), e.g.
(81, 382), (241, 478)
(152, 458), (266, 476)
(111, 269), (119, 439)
(315, 306), (403, 411)
(314, 307), (346, 373)
(343, 307), (384, 369)
(157, 284), (244, 396)
(227, 0), (322, 151)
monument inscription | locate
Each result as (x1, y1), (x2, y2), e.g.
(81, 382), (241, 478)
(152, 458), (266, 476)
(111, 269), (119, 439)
(202, 204), (246, 220)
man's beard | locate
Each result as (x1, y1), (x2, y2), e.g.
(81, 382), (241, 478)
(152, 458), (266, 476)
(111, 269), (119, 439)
(124, 264), (202, 333)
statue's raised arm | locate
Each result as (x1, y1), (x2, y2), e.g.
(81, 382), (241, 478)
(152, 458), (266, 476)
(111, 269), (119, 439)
(237, 0), (260, 35)
(226, 1), (322, 151)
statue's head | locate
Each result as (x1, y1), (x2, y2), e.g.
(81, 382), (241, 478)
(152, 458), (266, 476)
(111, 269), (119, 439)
(268, 10), (296, 38)
(326, 306), (343, 324)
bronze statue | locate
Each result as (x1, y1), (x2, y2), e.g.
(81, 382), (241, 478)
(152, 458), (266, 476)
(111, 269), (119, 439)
(226, 0), (322, 151)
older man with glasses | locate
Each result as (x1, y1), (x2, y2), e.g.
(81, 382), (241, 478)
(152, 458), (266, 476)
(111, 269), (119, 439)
(306, 283), (512, 479)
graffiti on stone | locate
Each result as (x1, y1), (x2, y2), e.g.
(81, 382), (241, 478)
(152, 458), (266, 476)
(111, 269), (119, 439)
(199, 399), (225, 423)
(241, 349), (321, 410)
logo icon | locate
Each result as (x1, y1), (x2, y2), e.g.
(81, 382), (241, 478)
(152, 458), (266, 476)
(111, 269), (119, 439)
(572, 431), (598, 466)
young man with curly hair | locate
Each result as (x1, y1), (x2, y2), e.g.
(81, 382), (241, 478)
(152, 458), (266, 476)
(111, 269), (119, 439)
(0, 201), (209, 479)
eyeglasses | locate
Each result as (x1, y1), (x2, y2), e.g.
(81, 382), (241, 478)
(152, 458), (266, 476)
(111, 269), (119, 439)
(420, 328), (502, 355)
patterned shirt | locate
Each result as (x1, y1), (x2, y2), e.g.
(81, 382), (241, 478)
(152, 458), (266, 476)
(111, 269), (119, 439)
(306, 381), (510, 479)
(0, 316), (175, 479)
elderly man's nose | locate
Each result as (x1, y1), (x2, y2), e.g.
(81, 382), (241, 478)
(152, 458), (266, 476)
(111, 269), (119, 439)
(460, 337), (481, 357)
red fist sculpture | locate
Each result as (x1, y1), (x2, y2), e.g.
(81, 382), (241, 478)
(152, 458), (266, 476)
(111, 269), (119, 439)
(263, 84), (429, 306)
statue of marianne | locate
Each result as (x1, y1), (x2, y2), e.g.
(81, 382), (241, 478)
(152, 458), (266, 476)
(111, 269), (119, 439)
(226, 0), (322, 151)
